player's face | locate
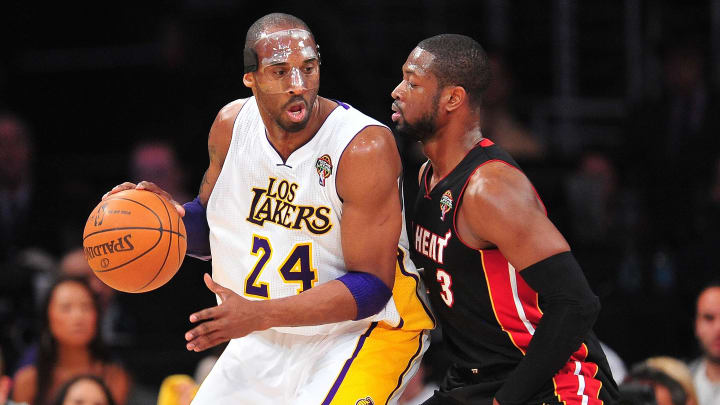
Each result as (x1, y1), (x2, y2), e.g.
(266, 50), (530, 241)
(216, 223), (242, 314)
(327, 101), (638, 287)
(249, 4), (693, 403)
(62, 379), (109, 405)
(391, 47), (442, 142)
(696, 287), (720, 362)
(246, 29), (320, 133)
(48, 281), (98, 347)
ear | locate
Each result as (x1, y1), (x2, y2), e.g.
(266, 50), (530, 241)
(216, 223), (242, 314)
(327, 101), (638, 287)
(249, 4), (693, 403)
(243, 72), (255, 88)
(444, 86), (467, 112)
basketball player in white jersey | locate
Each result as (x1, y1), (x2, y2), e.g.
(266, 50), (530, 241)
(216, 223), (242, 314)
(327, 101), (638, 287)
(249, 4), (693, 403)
(104, 13), (433, 404)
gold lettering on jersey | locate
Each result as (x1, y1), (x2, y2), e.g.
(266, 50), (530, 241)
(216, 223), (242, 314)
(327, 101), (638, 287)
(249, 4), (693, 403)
(246, 177), (333, 234)
(414, 224), (451, 264)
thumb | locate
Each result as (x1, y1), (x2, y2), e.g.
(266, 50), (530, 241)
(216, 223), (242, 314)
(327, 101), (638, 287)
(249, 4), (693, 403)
(203, 273), (229, 301)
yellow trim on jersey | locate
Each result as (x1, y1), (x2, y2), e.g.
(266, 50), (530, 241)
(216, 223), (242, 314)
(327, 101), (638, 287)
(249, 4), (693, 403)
(324, 324), (428, 405)
(480, 250), (525, 354)
(392, 248), (435, 332)
(244, 234), (273, 299)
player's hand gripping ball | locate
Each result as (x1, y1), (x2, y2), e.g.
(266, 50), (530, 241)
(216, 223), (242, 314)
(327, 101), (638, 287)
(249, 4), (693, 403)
(82, 189), (186, 293)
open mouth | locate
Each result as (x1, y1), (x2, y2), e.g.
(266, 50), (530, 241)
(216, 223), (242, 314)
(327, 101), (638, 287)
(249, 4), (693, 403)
(286, 102), (307, 122)
(391, 103), (402, 122)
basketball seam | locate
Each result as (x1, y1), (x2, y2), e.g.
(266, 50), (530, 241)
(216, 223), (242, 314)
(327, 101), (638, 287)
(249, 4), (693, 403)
(83, 226), (186, 240)
(133, 193), (175, 292)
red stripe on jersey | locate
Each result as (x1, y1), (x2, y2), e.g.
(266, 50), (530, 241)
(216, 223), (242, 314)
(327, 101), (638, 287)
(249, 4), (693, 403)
(479, 138), (494, 147)
(553, 344), (604, 404)
(481, 249), (542, 355)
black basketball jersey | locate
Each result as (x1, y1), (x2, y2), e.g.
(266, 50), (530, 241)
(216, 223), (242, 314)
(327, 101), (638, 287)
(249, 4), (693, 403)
(411, 139), (618, 404)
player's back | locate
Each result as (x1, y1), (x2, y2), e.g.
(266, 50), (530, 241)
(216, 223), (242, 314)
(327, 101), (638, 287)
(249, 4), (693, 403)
(207, 97), (434, 335)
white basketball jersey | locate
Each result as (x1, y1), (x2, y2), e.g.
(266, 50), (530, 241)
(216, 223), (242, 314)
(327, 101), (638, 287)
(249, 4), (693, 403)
(207, 97), (409, 335)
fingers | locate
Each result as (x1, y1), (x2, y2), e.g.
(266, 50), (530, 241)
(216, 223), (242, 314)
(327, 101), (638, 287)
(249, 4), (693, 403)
(186, 330), (227, 352)
(102, 182), (137, 200)
(136, 180), (185, 215)
(189, 305), (218, 323)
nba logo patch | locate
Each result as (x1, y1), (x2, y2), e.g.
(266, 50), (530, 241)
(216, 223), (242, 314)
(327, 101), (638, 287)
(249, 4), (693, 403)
(315, 154), (333, 187)
(355, 397), (374, 405)
(440, 190), (453, 220)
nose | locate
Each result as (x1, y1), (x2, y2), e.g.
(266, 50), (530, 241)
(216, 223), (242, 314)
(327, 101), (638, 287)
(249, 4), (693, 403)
(391, 81), (404, 99)
(287, 68), (306, 95)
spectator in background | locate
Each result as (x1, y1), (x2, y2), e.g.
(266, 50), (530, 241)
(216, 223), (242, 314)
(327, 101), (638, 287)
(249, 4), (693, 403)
(58, 248), (133, 349)
(480, 52), (545, 163)
(0, 112), (36, 260)
(0, 112), (56, 377)
(129, 140), (190, 205)
(625, 35), (720, 255)
(689, 283), (720, 405)
(48, 375), (115, 405)
(645, 357), (698, 405)
(1, 347), (27, 405)
(620, 358), (696, 405)
(11, 276), (130, 405)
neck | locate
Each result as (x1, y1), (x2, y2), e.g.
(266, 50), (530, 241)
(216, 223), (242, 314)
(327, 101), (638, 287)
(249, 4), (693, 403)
(56, 344), (93, 368)
(706, 357), (720, 381)
(422, 121), (483, 183)
(264, 97), (331, 161)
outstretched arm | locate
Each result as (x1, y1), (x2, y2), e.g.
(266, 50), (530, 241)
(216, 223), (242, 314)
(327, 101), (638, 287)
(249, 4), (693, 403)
(458, 162), (600, 405)
(184, 125), (403, 351)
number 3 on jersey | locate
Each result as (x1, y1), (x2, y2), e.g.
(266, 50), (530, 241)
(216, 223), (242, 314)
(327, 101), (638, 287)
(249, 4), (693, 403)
(245, 234), (318, 299)
(436, 269), (454, 307)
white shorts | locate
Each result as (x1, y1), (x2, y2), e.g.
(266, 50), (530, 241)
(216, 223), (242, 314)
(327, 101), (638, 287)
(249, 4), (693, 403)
(191, 322), (429, 405)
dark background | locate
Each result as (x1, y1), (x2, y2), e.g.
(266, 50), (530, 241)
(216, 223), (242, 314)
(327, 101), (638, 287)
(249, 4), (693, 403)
(2, 0), (720, 395)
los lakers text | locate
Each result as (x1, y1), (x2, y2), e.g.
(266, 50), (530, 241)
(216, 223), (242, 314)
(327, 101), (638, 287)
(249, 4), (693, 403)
(246, 177), (332, 234)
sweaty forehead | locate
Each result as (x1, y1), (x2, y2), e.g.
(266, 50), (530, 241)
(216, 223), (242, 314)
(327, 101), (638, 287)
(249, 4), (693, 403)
(253, 28), (318, 65)
(405, 47), (436, 76)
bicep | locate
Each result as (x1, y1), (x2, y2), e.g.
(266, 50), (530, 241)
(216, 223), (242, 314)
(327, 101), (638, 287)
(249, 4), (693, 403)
(338, 128), (403, 287)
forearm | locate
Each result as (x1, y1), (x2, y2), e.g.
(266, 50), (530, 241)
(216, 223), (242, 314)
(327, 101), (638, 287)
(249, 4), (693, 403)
(495, 252), (600, 404)
(260, 280), (357, 329)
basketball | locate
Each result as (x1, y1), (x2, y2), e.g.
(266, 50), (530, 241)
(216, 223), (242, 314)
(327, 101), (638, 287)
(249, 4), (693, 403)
(82, 189), (186, 293)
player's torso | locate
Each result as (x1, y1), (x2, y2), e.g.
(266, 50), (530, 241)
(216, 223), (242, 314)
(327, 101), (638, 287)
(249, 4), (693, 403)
(206, 97), (433, 335)
(207, 98), (360, 299)
(411, 139), (540, 368)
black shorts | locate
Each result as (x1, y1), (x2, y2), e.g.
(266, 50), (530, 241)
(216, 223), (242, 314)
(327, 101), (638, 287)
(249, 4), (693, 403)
(420, 363), (563, 405)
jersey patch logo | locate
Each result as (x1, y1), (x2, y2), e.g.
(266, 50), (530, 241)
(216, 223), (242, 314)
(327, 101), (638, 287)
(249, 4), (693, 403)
(440, 190), (453, 220)
(315, 154), (333, 186)
(355, 397), (374, 405)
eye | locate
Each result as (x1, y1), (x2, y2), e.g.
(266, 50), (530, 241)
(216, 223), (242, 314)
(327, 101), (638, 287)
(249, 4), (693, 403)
(407, 81), (416, 89)
(270, 68), (287, 77)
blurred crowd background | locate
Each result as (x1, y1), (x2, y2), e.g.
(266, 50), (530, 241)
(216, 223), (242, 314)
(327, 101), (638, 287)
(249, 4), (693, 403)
(2, 1), (720, 404)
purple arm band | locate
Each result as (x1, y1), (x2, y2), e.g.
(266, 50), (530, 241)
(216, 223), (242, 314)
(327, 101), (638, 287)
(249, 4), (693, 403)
(182, 197), (211, 261)
(337, 271), (392, 320)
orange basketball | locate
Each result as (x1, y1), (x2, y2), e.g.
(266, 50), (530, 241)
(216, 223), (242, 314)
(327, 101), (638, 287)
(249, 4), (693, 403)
(82, 189), (186, 293)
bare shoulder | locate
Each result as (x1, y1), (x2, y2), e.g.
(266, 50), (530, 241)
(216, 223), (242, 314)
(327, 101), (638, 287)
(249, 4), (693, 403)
(337, 125), (400, 200)
(345, 125), (397, 159)
(216, 98), (247, 124)
(13, 364), (37, 384)
(11, 365), (37, 401)
(210, 98), (248, 143)
(464, 160), (540, 212)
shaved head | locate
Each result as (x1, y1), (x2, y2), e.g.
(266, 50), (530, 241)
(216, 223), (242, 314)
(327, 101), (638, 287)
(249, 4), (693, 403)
(245, 13), (313, 50)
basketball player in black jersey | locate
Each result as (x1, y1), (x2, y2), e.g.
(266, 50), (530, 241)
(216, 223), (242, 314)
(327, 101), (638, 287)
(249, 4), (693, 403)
(391, 35), (620, 405)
